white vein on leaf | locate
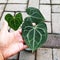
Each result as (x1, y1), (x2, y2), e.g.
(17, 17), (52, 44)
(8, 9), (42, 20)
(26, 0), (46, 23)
(27, 29), (33, 46)
(37, 27), (46, 33)
(24, 26), (33, 30)
(35, 29), (42, 49)
(33, 29), (35, 50)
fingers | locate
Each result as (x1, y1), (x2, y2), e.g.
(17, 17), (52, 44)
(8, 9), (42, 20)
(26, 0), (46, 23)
(3, 43), (27, 58)
(18, 43), (28, 51)
(1, 20), (8, 33)
(17, 28), (22, 34)
(14, 29), (24, 43)
(23, 45), (28, 49)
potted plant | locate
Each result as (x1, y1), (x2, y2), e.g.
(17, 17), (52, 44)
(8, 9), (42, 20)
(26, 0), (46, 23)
(5, 7), (48, 52)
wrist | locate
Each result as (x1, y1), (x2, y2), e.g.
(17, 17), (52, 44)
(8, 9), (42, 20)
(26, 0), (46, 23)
(0, 51), (4, 60)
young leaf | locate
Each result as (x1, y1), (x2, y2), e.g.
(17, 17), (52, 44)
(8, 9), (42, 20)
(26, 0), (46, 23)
(22, 17), (48, 52)
(5, 13), (23, 30)
(26, 7), (45, 21)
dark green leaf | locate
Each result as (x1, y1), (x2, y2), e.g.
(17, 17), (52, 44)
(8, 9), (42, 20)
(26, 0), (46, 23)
(26, 7), (45, 21)
(5, 13), (23, 30)
(22, 18), (48, 52)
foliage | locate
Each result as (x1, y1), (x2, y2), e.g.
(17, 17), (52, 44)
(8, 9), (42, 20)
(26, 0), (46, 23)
(5, 13), (23, 30)
(5, 7), (48, 52)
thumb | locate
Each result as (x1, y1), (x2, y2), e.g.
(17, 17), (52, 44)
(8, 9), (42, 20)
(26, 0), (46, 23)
(1, 20), (8, 32)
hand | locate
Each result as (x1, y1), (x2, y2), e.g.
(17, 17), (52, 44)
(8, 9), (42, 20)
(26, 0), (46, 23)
(0, 21), (27, 59)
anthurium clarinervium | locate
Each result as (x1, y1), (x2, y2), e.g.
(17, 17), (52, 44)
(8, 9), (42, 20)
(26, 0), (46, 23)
(5, 13), (23, 30)
(22, 7), (48, 52)
(5, 7), (48, 52)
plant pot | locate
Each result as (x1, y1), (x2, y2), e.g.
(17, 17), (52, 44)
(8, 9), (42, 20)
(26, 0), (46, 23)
(25, 48), (32, 52)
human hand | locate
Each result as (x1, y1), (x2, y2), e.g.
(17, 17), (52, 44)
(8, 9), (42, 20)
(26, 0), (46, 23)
(0, 21), (27, 59)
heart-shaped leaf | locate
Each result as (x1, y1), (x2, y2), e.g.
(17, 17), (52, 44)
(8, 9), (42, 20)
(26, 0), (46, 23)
(26, 7), (45, 21)
(5, 13), (23, 30)
(22, 17), (48, 52)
